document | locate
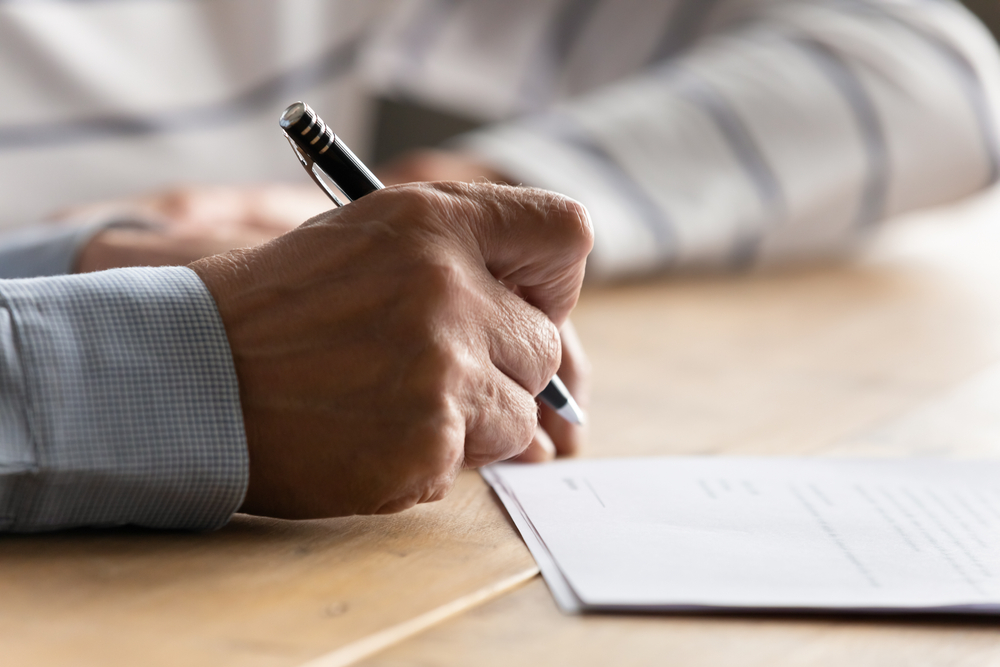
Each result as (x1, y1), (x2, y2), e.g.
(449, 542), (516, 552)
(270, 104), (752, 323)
(482, 458), (1000, 614)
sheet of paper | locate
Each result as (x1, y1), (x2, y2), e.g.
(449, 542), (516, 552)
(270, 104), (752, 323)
(482, 458), (1000, 614)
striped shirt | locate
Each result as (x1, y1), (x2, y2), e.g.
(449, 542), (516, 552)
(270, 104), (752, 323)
(1, 0), (997, 279)
(369, 0), (1000, 277)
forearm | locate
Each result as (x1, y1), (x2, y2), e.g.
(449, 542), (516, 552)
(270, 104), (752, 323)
(460, 0), (1000, 279)
(0, 267), (247, 531)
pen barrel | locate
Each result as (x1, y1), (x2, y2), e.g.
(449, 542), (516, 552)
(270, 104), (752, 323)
(280, 102), (384, 201)
(537, 379), (569, 410)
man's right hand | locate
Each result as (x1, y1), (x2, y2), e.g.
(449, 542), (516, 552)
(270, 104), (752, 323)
(189, 181), (593, 519)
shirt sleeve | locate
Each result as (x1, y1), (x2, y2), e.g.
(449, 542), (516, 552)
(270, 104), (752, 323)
(0, 223), (112, 279)
(0, 266), (248, 532)
(0, 217), (158, 279)
(458, 0), (1000, 280)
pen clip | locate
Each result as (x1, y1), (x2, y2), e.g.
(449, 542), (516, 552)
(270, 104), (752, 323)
(283, 132), (346, 208)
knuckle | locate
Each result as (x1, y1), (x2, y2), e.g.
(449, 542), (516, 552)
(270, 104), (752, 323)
(541, 318), (562, 368)
(528, 318), (562, 395)
(407, 406), (465, 481)
(401, 258), (469, 344)
(372, 496), (419, 515)
(510, 391), (540, 452)
(364, 406), (461, 518)
(389, 183), (437, 212)
(410, 346), (460, 412)
(414, 256), (464, 301)
(388, 183), (461, 229)
(405, 342), (470, 435)
(423, 475), (458, 504)
(551, 196), (594, 259)
(464, 377), (538, 468)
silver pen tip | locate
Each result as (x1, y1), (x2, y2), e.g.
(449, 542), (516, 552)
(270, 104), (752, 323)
(279, 102), (308, 129)
(556, 395), (586, 426)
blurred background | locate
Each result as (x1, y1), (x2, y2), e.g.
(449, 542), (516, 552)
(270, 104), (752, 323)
(374, 1), (999, 166)
(2, 0), (1000, 281)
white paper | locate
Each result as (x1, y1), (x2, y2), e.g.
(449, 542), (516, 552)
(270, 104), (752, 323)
(482, 458), (1000, 614)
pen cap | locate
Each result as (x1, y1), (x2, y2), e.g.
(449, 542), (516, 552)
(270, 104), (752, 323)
(280, 102), (383, 201)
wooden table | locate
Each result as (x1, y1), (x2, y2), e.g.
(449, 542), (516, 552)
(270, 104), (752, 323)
(4, 188), (1000, 666)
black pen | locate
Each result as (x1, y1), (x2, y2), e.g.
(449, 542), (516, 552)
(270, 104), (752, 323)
(279, 101), (585, 426)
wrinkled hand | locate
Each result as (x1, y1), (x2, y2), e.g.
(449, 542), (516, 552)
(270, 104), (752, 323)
(72, 184), (331, 272)
(190, 182), (593, 519)
(381, 151), (591, 461)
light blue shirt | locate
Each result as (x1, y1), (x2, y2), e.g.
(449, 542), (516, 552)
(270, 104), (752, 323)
(0, 224), (103, 279)
(0, 265), (248, 531)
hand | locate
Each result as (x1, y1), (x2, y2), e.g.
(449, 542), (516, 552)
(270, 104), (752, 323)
(378, 149), (511, 186)
(515, 319), (591, 462)
(71, 184), (331, 272)
(190, 181), (593, 519)
(380, 151), (591, 462)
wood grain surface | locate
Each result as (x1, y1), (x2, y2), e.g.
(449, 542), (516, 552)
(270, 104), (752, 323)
(360, 576), (1000, 667)
(357, 190), (1000, 667)
(0, 470), (536, 667)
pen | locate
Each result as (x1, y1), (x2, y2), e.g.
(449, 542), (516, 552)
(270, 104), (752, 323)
(279, 101), (585, 426)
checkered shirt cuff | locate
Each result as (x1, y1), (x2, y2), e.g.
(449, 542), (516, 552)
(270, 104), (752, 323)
(0, 266), (248, 531)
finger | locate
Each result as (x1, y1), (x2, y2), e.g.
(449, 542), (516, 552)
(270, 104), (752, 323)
(510, 425), (556, 463)
(462, 368), (539, 469)
(433, 181), (594, 326)
(539, 402), (586, 458)
(539, 320), (590, 456)
(483, 279), (563, 398)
